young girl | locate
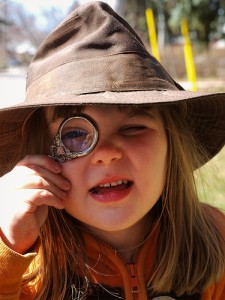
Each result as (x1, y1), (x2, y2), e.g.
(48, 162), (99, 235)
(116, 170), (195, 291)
(0, 2), (225, 300)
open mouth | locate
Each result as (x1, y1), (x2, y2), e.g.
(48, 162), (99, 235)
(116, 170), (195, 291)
(89, 180), (133, 195)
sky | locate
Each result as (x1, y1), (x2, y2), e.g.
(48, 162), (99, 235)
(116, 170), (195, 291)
(12, 0), (117, 15)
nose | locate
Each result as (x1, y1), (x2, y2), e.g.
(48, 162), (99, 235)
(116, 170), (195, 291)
(91, 141), (123, 166)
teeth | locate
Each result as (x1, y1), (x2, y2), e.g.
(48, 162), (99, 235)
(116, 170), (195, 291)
(99, 180), (128, 188)
(100, 183), (111, 187)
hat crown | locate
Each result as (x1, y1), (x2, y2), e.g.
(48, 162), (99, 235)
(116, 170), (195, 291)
(31, 2), (145, 67)
(36, 2), (146, 55)
(26, 1), (181, 95)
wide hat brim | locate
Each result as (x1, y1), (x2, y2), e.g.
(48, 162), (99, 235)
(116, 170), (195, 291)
(0, 1), (225, 175)
(1, 89), (224, 159)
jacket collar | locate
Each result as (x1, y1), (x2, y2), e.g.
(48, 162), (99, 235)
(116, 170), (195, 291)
(78, 220), (161, 299)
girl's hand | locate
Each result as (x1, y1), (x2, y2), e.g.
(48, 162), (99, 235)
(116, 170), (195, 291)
(0, 155), (70, 254)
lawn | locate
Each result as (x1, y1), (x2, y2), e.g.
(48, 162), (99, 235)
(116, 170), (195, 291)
(195, 146), (225, 212)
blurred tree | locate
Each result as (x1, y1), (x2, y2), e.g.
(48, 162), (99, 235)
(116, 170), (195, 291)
(217, 0), (225, 39)
(119, 0), (149, 44)
(1, 0), (73, 66)
(115, 0), (222, 49)
(0, 0), (8, 67)
(169, 0), (221, 48)
(116, 0), (172, 50)
(4, 1), (46, 65)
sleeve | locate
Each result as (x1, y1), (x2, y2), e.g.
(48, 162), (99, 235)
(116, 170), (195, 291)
(214, 273), (225, 300)
(201, 206), (225, 300)
(211, 207), (225, 300)
(201, 272), (225, 300)
(0, 238), (37, 300)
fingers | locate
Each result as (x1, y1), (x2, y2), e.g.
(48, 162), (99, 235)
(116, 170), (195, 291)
(9, 188), (66, 212)
(28, 164), (71, 192)
(17, 154), (62, 174)
(0, 154), (71, 253)
(1, 154), (71, 208)
(11, 165), (70, 197)
(5, 154), (71, 194)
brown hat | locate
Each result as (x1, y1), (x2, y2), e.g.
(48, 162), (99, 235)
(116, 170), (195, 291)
(0, 1), (224, 171)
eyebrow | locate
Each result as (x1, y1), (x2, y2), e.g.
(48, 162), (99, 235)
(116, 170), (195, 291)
(50, 106), (84, 122)
(126, 108), (156, 119)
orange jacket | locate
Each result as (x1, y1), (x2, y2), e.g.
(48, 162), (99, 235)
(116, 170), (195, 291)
(1, 213), (225, 300)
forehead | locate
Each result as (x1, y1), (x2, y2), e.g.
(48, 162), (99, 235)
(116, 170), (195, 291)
(45, 104), (156, 123)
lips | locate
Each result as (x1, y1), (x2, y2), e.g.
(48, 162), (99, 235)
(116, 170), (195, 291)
(89, 180), (132, 195)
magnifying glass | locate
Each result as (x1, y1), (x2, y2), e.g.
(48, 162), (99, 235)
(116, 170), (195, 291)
(49, 114), (99, 163)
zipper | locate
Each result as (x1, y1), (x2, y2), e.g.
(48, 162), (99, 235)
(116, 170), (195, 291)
(127, 263), (140, 299)
(95, 237), (142, 299)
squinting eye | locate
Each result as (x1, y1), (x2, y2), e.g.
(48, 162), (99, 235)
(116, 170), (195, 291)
(120, 125), (146, 135)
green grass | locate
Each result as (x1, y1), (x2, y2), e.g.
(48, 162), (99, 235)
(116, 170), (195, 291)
(191, 80), (225, 211)
(195, 147), (225, 212)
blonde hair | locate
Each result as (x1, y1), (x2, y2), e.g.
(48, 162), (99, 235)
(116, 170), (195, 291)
(10, 105), (225, 298)
(152, 104), (225, 295)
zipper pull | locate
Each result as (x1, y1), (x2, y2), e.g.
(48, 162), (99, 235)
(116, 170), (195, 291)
(127, 263), (140, 295)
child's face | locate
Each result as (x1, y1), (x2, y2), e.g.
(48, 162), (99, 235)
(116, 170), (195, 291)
(47, 105), (167, 235)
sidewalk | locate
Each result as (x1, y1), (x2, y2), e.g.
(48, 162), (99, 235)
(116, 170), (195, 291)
(0, 67), (26, 108)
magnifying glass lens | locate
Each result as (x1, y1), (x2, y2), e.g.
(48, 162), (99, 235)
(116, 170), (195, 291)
(61, 118), (95, 153)
(50, 114), (98, 162)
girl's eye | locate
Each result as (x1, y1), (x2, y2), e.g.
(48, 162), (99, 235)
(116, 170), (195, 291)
(120, 125), (147, 135)
(62, 129), (87, 140)
(61, 128), (89, 152)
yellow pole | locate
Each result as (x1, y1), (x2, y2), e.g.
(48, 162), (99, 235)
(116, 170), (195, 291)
(145, 8), (160, 62)
(181, 18), (197, 91)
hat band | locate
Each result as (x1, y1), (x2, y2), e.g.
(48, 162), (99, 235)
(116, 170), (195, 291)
(26, 53), (179, 103)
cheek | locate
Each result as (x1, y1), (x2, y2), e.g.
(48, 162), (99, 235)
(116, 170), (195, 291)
(150, 134), (167, 178)
(134, 132), (167, 189)
(131, 131), (167, 165)
(60, 160), (89, 216)
(60, 159), (88, 188)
